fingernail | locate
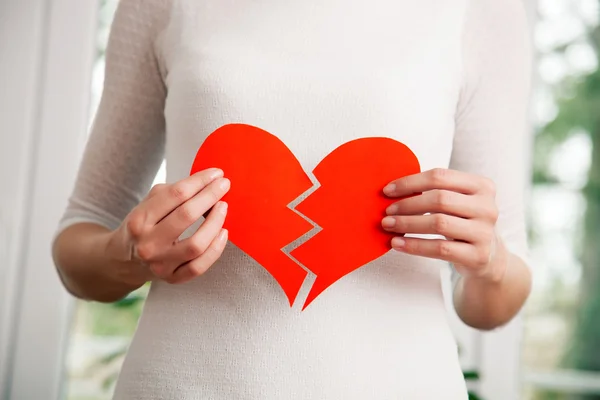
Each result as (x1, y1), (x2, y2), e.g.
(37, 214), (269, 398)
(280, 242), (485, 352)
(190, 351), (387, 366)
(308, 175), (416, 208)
(219, 229), (228, 241)
(217, 201), (228, 213)
(391, 237), (405, 249)
(207, 168), (224, 179)
(383, 183), (396, 196)
(386, 204), (398, 215)
(219, 178), (231, 190)
(382, 216), (396, 229)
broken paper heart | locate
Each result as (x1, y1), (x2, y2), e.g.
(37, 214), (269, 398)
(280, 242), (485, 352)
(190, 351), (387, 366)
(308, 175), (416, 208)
(190, 124), (421, 310)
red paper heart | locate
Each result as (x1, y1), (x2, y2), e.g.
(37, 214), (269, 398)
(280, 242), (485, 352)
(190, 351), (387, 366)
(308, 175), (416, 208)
(190, 124), (420, 310)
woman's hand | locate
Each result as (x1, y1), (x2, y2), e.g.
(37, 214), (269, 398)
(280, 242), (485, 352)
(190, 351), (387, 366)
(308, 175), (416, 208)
(106, 167), (231, 286)
(381, 168), (508, 283)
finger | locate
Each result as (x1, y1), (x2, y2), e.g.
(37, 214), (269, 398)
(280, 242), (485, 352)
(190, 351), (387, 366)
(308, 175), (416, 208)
(385, 190), (495, 220)
(383, 168), (495, 198)
(147, 259), (174, 281)
(142, 202), (227, 276)
(147, 183), (168, 198)
(139, 168), (224, 226)
(165, 201), (228, 264)
(381, 214), (489, 243)
(391, 236), (492, 270)
(170, 229), (229, 283)
(149, 177), (230, 244)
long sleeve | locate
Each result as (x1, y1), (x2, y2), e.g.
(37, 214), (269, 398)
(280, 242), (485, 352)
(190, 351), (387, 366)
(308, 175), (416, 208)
(450, 0), (533, 280)
(54, 0), (173, 236)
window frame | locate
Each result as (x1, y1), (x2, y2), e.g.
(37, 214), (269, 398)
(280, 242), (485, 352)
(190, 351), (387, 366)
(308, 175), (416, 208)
(0, 0), (98, 399)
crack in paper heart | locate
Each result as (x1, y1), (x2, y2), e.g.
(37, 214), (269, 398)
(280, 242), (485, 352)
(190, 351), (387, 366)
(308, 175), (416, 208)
(190, 123), (421, 311)
(279, 171), (322, 308)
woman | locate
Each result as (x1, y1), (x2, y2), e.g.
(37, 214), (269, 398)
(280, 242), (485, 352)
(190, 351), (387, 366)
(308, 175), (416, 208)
(52, 0), (533, 398)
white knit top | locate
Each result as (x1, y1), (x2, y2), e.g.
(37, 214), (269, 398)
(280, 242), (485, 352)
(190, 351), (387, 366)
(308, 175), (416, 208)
(56, 0), (532, 398)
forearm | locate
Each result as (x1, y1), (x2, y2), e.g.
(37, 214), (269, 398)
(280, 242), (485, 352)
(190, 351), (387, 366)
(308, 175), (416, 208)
(453, 241), (532, 330)
(52, 223), (148, 303)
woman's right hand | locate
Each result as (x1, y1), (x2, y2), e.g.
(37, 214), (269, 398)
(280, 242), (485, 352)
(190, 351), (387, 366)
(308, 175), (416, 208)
(106, 167), (231, 286)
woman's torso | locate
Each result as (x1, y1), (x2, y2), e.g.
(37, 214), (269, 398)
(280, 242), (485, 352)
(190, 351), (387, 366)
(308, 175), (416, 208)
(114, 0), (469, 398)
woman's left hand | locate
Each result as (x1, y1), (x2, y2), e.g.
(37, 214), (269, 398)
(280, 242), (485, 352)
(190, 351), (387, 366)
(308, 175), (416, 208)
(381, 168), (508, 283)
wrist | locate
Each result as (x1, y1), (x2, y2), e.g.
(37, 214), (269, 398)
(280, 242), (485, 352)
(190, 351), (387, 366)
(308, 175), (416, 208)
(100, 229), (150, 290)
(468, 234), (510, 286)
(54, 223), (148, 302)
